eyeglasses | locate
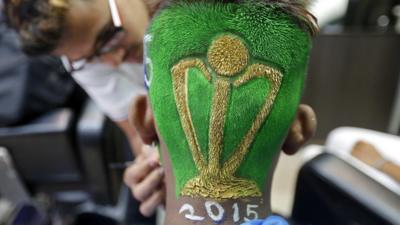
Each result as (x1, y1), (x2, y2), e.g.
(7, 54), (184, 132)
(61, 0), (124, 73)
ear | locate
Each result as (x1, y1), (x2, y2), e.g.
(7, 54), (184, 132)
(282, 104), (317, 155)
(129, 94), (158, 145)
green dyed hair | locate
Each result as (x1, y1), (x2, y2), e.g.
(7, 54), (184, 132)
(145, 0), (317, 198)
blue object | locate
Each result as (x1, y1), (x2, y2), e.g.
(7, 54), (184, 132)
(241, 215), (289, 225)
(11, 203), (46, 225)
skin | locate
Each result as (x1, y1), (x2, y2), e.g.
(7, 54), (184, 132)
(159, 138), (280, 225)
(48, 0), (316, 217)
(53, 0), (152, 64)
(126, 95), (317, 218)
(51, 0), (157, 156)
(49, 0), (166, 214)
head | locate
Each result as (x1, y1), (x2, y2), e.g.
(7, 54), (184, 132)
(133, 0), (317, 223)
(3, 0), (161, 68)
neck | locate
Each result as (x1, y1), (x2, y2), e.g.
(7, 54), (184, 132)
(161, 142), (273, 225)
(164, 196), (271, 225)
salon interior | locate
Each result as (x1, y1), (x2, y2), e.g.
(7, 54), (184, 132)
(0, 0), (399, 224)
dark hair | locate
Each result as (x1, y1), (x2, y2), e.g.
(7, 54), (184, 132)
(3, 0), (317, 55)
(3, 0), (69, 55)
(167, 0), (319, 36)
(259, 0), (319, 36)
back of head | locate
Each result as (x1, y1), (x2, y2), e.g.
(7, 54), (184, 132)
(145, 0), (317, 223)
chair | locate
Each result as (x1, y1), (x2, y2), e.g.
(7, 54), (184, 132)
(291, 127), (400, 225)
(0, 100), (154, 224)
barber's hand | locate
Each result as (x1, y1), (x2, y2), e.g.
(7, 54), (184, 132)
(282, 104), (317, 155)
(124, 145), (165, 217)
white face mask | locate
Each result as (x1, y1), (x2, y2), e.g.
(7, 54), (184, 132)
(71, 62), (146, 121)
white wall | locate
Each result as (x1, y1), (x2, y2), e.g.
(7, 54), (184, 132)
(308, 0), (349, 27)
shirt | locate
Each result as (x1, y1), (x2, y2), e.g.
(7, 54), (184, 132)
(241, 215), (289, 225)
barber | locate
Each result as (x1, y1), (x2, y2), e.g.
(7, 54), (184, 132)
(3, 0), (166, 215)
(3, 0), (317, 217)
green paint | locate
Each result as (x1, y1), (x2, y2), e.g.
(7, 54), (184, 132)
(146, 1), (312, 197)
(187, 67), (213, 160)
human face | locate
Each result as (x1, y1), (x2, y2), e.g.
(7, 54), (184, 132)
(61, 0), (125, 72)
(54, 0), (151, 70)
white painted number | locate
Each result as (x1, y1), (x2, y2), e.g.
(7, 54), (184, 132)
(232, 203), (240, 222)
(179, 204), (205, 221)
(205, 201), (225, 222)
(179, 202), (259, 223)
(244, 204), (259, 221)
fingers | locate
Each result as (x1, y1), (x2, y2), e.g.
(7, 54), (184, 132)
(282, 104), (317, 155)
(139, 186), (166, 217)
(123, 150), (159, 188)
(133, 167), (164, 202)
(123, 146), (165, 217)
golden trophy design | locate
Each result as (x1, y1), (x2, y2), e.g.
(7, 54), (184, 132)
(171, 34), (283, 200)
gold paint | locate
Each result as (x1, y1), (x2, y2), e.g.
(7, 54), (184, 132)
(208, 79), (230, 174)
(223, 65), (283, 175)
(181, 176), (261, 200)
(207, 35), (248, 77)
(171, 59), (211, 172)
(171, 35), (282, 200)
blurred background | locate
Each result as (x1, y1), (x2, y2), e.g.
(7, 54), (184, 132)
(271, 1), (400, 225)
(0, 0), (399, 225)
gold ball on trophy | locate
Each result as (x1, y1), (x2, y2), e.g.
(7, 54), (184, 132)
(207, 35), (249, 77)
